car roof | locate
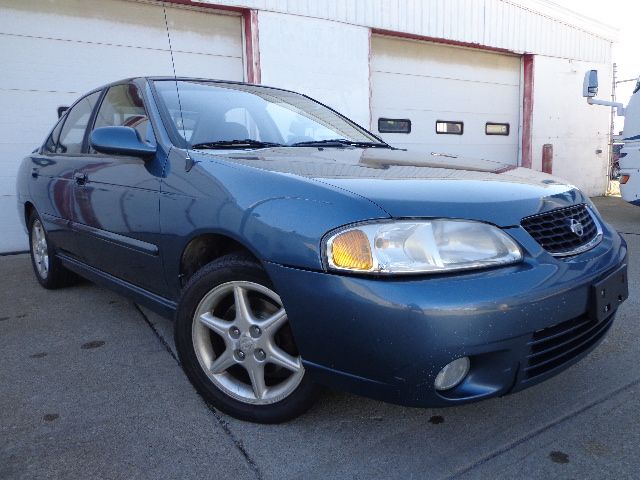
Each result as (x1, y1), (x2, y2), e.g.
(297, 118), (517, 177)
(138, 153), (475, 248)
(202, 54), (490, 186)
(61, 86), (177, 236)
(88, 76), (299, 97)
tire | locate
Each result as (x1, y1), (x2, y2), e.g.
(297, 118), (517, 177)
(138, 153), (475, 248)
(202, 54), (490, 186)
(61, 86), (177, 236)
(28, 210), (76, 289)
(174, 253), (320, 423)
(611, 163), (621, 180)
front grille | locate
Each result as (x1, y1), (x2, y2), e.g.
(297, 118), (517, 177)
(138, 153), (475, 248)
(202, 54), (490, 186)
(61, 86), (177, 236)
(523, 313), (614, 379)
(521, 204), (600, 256)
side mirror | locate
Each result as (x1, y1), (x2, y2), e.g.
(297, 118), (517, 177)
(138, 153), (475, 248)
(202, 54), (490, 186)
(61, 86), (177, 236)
(583, 70), (599, 97)
(90, 126), (156, 158)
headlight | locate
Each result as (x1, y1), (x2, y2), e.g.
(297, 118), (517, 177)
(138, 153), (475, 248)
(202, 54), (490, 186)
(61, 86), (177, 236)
(325, 220), (522, 274)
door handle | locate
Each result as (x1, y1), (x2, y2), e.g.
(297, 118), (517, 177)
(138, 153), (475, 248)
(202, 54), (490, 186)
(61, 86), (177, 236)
(73, 172), (87, 186)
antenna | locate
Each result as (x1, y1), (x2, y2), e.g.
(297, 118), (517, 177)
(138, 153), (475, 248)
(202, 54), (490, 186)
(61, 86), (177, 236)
(162, 3), (187, 141)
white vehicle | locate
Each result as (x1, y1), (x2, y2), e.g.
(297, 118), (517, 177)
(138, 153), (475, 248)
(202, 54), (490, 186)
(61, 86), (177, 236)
(584, 70), (640, 205)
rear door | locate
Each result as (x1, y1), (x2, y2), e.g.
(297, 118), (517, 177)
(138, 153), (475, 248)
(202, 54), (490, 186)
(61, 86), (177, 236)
(75, 82), (168, 295)
(29, 91), (102, 258)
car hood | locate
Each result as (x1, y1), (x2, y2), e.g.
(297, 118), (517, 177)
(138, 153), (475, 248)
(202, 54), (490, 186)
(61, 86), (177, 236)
(191, 147), (587, 227)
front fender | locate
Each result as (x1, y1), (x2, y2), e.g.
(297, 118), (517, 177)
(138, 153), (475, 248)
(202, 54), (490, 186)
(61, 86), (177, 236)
(159, 151), (389, 296)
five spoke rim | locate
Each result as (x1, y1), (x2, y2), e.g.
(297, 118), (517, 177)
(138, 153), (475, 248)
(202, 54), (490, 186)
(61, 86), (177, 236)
(192, 281), (304, 405)
(31, 219), (49, 279)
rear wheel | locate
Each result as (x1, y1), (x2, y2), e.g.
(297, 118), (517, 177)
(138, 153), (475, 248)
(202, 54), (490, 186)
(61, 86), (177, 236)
(175, 254), (319, 423)
(28, 211), (76, 289)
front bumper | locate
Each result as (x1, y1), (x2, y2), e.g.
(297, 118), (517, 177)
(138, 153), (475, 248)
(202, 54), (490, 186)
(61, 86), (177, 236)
(264, 223), (628, 408)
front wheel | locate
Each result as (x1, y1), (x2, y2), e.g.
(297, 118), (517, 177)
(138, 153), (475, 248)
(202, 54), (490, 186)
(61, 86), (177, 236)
(611, 162), (621, 180)
(174, 254), (319, 423)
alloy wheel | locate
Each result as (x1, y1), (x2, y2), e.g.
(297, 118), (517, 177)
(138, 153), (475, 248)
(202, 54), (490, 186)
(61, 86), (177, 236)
(191, 281), (304, 405)
(31, 219), (49, 279)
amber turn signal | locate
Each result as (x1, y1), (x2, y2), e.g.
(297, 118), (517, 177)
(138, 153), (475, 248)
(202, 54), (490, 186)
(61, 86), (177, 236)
(620, 175), (630, 185)
(330, 229), (373, 271)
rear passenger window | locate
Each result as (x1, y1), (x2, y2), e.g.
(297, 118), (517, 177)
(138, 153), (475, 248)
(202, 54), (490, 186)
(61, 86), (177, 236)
(57, 92), (101, 154)
(92, 84), (155, 147)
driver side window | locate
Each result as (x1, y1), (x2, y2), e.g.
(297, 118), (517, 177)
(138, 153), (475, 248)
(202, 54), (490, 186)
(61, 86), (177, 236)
(56, 91), (101, 154)
(92, 84), (155, 151)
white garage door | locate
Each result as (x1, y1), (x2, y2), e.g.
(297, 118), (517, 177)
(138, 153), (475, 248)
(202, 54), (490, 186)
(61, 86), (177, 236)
(371, 35), (521, 165)
(0, 0), (244, 252)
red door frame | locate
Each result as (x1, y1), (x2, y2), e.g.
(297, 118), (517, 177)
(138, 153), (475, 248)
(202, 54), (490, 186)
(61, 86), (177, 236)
(157, 0), (261, 83)
(521, 54), (535, 169)
(371, 29), (535, 169)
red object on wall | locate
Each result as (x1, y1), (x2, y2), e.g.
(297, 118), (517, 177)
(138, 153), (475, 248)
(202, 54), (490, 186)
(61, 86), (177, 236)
(244, 10), (261, 83)
(542, 144), (553, 174)
(521, 54), (534, 169)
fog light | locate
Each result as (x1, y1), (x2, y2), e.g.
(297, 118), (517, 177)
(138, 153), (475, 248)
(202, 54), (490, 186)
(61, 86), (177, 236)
(434, 357), (470, 391)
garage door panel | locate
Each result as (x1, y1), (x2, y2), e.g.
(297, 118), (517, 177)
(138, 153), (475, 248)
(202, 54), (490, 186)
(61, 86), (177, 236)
(372, 36), (521, 85)
(376, 141), (518, 162)
(373, 112), (519, 146)
(375, 109), (517, 143)
(371, 36), (521, 166)
(371, 72), (520, 114)
(172, 52), (245, 81)
(0, 35), (176, 93)
(0, 91), (79, 145)
(374, 112), (520, 163)
(0, 0), (245, 253)
(1, 174), (21, 196)
(0, 0), (169, 50)
(1, 1), (243, 60)
(165, 7), (243, 58)
(0, 196), (26, 251)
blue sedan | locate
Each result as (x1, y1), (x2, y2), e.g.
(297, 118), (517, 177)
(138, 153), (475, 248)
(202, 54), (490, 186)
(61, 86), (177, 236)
(16, 77), (628, 423)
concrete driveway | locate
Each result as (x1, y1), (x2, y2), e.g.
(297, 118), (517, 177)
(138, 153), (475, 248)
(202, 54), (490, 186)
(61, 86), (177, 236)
(1, 196), (639, 480)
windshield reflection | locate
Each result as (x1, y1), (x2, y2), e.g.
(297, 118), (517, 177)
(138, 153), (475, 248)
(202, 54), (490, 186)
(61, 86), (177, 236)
(153, 80), (383, 149)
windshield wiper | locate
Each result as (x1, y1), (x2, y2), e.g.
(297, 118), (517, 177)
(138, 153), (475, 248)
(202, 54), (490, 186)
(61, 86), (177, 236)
(191, 139), (283, 150)
(291, 138), (391, 148)
(191, 138), (391, 150)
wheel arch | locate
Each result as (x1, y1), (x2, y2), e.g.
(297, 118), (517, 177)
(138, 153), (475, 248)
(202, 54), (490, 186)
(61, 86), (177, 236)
(24, 201), (36, 226)
(178, 231), (262, 287)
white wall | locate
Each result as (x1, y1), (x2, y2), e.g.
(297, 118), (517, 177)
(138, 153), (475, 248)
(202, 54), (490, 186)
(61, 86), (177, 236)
(257, 11), (370, 127)
(531, 56), (612, 196)
(201, 0), (615, 64)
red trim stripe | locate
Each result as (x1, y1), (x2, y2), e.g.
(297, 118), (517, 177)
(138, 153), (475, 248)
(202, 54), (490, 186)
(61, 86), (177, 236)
(244, 9), (261, 83)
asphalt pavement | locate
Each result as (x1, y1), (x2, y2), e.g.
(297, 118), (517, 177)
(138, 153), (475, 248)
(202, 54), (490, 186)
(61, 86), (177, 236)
(1, 196), (639, 480)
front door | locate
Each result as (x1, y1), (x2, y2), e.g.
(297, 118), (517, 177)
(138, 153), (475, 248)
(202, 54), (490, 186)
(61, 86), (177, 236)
(74, 82), (168, 296)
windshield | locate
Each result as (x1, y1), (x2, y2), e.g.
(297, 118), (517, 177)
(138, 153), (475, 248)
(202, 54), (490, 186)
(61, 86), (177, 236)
(152, 80), (383, 148)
